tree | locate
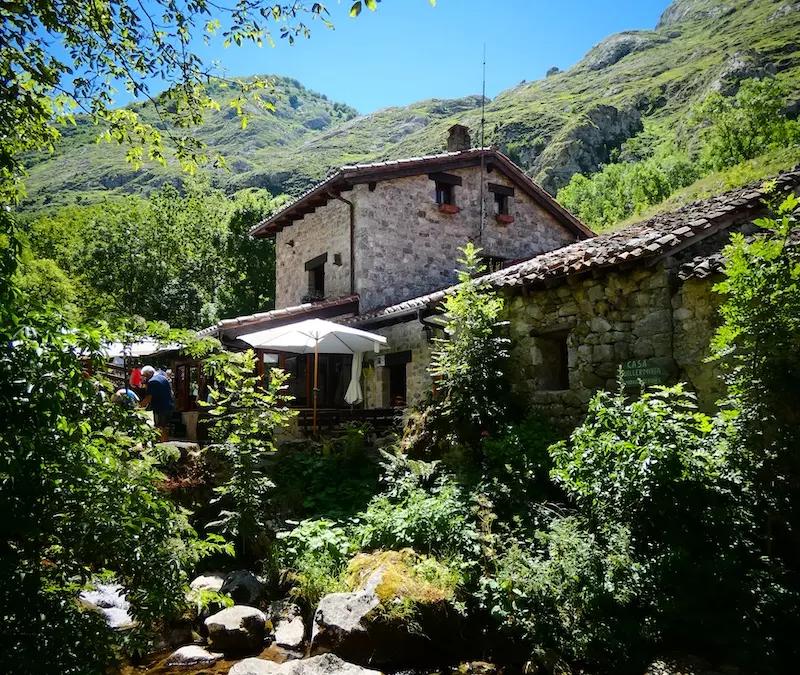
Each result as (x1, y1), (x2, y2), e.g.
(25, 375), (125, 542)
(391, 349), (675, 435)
(204, 350), (296, 561)
(18, 182), (286, 326)
(691, 78), (800, 170)
(428, 243), (510, 449)
(710, 192), (800, 567)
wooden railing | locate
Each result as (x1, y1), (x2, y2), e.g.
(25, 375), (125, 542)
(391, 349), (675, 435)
(295, 408), (404, 437)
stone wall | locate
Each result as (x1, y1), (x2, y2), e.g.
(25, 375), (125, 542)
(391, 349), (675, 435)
(351, 168), (577, 312)
(672, 277), (726, 410)
(356, 263), (724, 430)
(363, 320), (433, 409)
(505, 263), (724, 428)
(274, 197), (352, 309)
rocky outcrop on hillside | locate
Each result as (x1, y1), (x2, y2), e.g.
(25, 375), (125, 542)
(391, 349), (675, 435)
(532, 104), (643, 194)
(710, 50), (778, 95)
(582, 31), (670, 71)
(655, 0), (740, 29)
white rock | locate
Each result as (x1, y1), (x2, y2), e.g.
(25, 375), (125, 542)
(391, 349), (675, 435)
(229, 658), (282, 675)
(205, 605), (267, 652)
(230, 654), (382, 675)
(189, 572), (226, 593)
(166, 645), (223, 666)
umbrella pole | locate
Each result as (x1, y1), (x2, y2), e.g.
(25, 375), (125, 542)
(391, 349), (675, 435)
(313, 341), (319, 436)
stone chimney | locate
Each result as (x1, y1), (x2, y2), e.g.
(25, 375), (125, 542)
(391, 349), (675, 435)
(447, 124), (471, 152)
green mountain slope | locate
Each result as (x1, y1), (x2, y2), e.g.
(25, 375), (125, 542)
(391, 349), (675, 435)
(21, 0), (800, 210)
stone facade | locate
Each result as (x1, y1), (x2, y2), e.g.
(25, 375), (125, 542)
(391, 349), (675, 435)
(351, 169), (576, 312)
(361, 264), (724, 429)
(363, 320), (434, 409)
(504, 264), (722, 427)
(273, 165), (578, 312)
(275, 197), (352, 309)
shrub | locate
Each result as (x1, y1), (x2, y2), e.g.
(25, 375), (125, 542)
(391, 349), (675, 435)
(277, 518), (354, 608)
(353, 449), (477, 557)
(204, 350), (296, 560)
(480, 417), (563, 528)
(480, 518), (645, 669)
(270, 435), (379, 521)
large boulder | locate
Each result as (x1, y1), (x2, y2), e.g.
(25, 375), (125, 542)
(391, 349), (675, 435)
(79, 583), (135, 630)
(221, 570), (266, 605)
(311, 550), (469, 667)
(165, 645), (223, 666)
(205, 605), (268, 653)
(230, 654), (382, 675)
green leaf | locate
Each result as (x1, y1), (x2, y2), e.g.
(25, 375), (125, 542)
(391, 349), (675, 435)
(350, 2), (362, 17)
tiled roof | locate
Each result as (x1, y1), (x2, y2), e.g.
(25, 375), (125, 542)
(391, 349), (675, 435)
(347, 167), (800, 326)
(249, 147), (593, 239)
(197, 294), (359, 338)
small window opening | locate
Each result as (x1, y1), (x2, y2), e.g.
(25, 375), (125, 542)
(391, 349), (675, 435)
(480, 255), (506, 274)
(536, 332), (569, 391)
(435, 182), (454, 206)
(494, 192), (509, 215)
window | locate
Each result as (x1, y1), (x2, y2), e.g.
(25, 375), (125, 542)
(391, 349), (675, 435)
(304, 253), (327, 300)
(435, 182), (454, 206)
(429, 172), (462, 207)
(480, 255), (506, 273)
(494, 192), (509, 215)
(535, 332), (570, 391)
(309, 265), (325, 296)
(488, 182), (514, 220)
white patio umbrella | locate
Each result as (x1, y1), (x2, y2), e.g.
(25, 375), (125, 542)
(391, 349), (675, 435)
(238, 318), (387, 434)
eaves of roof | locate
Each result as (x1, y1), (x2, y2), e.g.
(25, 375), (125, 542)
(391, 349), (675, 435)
(197, 294), (360, 339)
(248, 148), (593, 240)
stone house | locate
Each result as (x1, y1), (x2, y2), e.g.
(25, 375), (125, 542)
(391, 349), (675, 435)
(229, 126), (592, 413)
(344, 168), (800, 427)
(197, 126), (800, 431)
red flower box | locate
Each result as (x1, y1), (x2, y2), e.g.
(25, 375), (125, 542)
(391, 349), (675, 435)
(438, 203), (460, 214)
(495, 214), (515, 225)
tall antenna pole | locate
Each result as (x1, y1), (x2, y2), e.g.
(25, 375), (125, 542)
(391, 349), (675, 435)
(478, 43), (487, 242)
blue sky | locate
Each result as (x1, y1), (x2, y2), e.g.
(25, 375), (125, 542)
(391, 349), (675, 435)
(184, 0), (671, 113)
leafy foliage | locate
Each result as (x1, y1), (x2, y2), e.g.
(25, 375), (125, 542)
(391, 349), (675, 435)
(270, 431), (379, 521)
(353, 448), (477, 556)
(16, 181), (284, 327)
(204, 350), (297, 560)
(691, 78), (800, 170)
(0, 305), (226, 674)
(277, 518), (353, 608)
(711, 192), (800, 580)
(557, 150), (700, 230)
(429, 243), (511, 448)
